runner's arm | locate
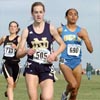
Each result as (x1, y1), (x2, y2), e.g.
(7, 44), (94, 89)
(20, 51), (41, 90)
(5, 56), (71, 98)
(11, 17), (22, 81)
(16, 28), (28, 58)
(78, 28), (93, 53)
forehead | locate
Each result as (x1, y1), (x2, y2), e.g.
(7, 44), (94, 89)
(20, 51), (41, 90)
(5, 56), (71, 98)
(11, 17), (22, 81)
(33, 5), (44, 11)
(68, 9), (78, 14)
(10, 22), (17, 26)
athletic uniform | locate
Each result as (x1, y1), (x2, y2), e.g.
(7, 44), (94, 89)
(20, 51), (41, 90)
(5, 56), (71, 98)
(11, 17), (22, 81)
(24, 22), (55, 83)
(59, 25), (82, 69)
(2, 36), (20, 82)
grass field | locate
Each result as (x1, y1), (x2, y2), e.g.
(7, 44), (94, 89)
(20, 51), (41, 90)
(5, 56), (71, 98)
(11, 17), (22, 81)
(0, 74), (100, 100)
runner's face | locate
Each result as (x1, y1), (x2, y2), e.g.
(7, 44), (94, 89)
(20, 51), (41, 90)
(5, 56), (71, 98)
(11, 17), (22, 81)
(9, 22), (18, 34)
(32, 5), (45, 23)
(66, 9), (78, 24)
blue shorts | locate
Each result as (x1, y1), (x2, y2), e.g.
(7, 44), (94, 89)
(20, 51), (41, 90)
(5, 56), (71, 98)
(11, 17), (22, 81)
(59, 58), (81, 70)
(24, 59), (55, 83)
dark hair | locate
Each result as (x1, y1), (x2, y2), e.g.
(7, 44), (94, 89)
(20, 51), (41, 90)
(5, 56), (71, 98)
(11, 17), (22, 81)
(9, 21), (20, 34)
(31, 2), (45, 13)
(65, 8), (78, 17)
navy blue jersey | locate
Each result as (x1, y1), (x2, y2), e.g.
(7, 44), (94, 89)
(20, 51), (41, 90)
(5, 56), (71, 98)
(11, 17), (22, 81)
(27, 22), (53, 64)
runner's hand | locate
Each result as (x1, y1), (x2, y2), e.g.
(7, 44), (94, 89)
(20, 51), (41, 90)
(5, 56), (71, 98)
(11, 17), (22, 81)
(47, 52), (57, 63)
(27, 48), (36, 56)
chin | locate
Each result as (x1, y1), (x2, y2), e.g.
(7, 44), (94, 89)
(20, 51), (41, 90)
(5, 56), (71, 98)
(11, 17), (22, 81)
(71, 22), (76, 24)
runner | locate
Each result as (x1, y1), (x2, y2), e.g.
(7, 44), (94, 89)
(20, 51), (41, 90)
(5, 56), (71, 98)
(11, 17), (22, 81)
(0, 21), (21, 100)
(16, 2), (66, 100)
(57, 8), (93, 100)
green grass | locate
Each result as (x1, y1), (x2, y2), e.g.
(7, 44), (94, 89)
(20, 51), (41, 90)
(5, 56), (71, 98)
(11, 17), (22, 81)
(0, 74), (100, 100)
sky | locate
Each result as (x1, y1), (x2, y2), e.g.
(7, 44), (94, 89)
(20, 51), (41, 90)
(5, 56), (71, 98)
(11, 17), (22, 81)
(0, 0), (100, 69)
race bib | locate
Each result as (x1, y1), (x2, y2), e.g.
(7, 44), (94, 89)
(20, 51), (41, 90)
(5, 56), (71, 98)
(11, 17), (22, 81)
(4, 44), (15, 57)
(67, 44), (81, 56)
(33, 48), (50, 64)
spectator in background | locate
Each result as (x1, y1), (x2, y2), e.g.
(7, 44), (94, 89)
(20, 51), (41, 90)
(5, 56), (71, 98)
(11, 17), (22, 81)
(86, 62), (93, 80)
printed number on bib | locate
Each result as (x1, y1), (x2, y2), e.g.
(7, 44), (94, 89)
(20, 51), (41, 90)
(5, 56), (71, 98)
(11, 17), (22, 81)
(67, 44), (81, 56)
(4, 45), (15, 57)
(33, 48), (50, 64)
